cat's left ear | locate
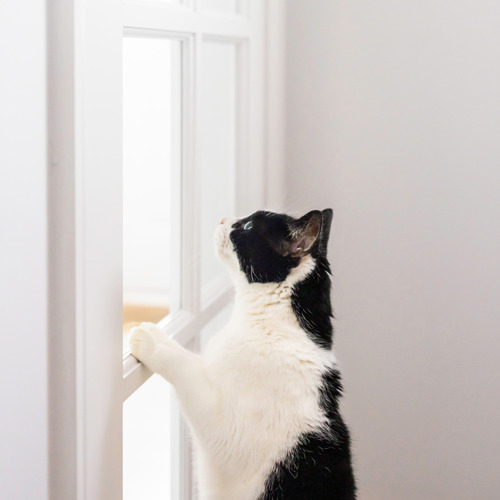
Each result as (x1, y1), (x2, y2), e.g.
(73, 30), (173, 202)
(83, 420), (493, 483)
(318, 208), (333, 255)
(283, 210), (323, 257)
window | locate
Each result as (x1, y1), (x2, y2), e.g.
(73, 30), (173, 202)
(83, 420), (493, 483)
(48, 0), (284, 498)
(122, 35), (182, 348)
(119, 1), (270, 497)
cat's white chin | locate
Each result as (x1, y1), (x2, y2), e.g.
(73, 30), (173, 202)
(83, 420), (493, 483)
(214, 218), (238, 268)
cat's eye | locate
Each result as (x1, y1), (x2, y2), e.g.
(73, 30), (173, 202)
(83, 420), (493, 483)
(243, 221), (253, 230)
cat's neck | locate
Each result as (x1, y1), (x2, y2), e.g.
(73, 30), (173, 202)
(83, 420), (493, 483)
(230, 254), (334, 349)
(233, 280), (295, 324)
(232, 254), (315, 310)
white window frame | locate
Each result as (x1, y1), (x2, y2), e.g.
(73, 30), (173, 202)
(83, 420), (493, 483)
(48, 0), (285, 499)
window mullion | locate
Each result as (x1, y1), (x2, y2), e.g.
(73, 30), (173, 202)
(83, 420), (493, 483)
(179, 31), (201, 316)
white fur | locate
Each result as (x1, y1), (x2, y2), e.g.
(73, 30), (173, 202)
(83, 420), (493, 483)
(130, 219), (337, 500)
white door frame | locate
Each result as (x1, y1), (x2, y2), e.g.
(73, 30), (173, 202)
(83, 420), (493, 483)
(48, 0), (123, 498)
(47, 0), (285, 498)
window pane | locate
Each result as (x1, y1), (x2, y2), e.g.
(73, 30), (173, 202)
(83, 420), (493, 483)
(123, 374), (173, 500)
(123, 36), (182, 349)
(202, 0), (239, 14)
(200, 40), (237, 302)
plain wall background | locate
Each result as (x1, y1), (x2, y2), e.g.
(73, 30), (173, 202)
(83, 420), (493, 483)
(286, 1), (500, 499)
(0, 1), (48, 499)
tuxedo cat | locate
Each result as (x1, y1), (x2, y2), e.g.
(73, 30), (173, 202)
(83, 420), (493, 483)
(130, 209), (356, 500)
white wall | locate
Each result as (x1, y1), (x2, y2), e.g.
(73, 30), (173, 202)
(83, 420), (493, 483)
(0, 1), (49, 499)
(286, 1), (500, 499)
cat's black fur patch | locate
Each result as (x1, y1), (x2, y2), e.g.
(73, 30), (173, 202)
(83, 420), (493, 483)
(230, 209), (356, 498)
(230, 211), (300, 284)
(260, 369), (356, 500)
(291, 254), (333, 350)
(290, 209), (335, 349)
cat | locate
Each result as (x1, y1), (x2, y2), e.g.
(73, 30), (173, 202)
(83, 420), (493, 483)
(129, 209), (356, 500)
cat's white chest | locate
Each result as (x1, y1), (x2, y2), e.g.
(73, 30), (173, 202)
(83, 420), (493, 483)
(197, 320), (334, 499)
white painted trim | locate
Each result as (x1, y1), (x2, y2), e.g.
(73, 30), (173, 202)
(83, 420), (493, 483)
(124, 2), (251, 36)
(74, 0), (124, 498)
(182, 29), (201, 317)
(230, 0), (267, 218)
(48, 0), (123, 498)
(264, 0), (287, 212)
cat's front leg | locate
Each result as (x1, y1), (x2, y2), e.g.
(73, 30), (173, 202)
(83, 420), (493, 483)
(129, 322), (190, 381)
(129, 323), (218, 430)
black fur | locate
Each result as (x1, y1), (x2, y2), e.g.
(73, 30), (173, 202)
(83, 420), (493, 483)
(230, 211), (300, 284)
(290, 209), (335, 349)
(291, 256), (334, 350)
(230, 208), (356, 499)
(260, 369), (356, 500)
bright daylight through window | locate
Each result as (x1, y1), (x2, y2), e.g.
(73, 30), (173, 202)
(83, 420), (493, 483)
(122, 34), (182, 499)
(122, 35), (182, 351)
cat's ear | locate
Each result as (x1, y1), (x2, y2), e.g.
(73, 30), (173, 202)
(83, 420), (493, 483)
(283, 210), (323, 257)
(318, 208), (333, 255)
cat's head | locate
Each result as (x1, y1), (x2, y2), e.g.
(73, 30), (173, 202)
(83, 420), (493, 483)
(214, 209), (333, 285)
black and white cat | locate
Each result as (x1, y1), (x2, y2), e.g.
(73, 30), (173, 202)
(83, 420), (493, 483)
(130, 209), (356, 499)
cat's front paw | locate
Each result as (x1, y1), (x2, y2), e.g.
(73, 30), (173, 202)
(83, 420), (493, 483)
(129, 322), (165, 362)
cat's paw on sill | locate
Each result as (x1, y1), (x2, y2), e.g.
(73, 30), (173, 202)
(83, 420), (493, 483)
(129, 322), (164, 362)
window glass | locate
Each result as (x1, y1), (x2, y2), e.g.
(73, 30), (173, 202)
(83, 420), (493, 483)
(200, 40), (237, 304)
(122, 36), (182, 349)
(123, 374), (173, 499)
